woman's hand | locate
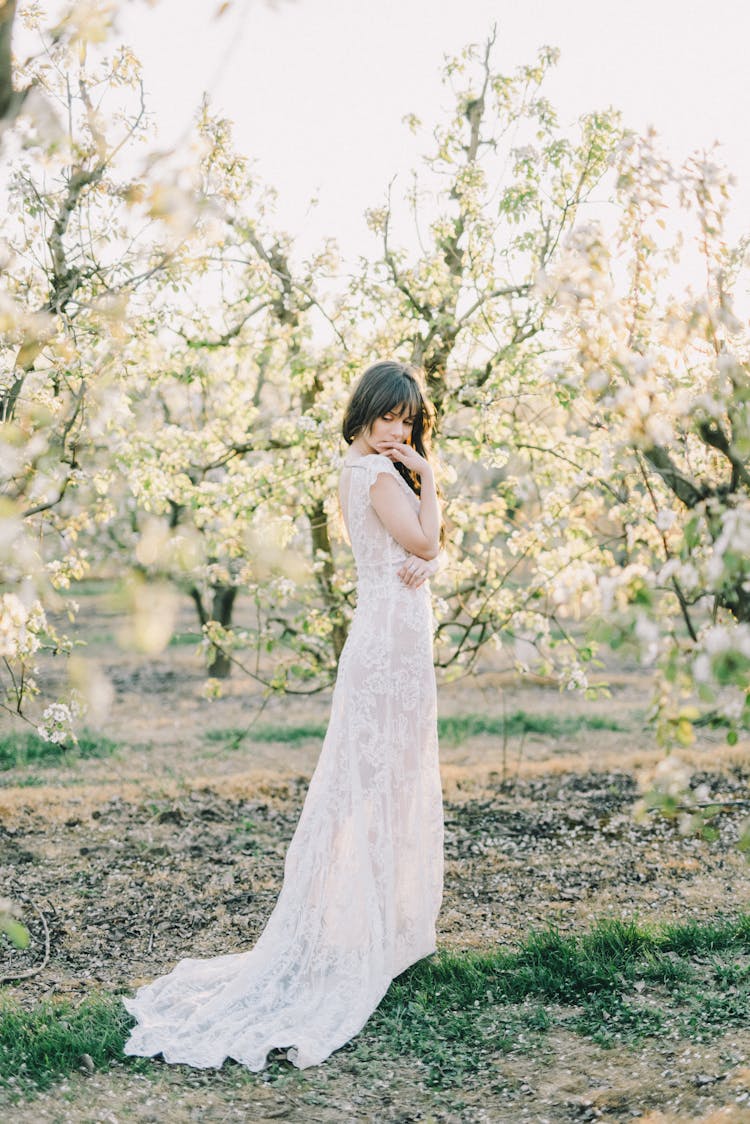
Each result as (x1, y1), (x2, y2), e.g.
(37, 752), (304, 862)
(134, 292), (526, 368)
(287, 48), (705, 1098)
(397, 552), (441, 589)
(382, 440), (432, 478)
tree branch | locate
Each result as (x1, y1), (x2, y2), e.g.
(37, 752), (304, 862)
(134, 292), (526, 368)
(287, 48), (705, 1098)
(696, 418), (750, 490)
(641, 444), (710, 509)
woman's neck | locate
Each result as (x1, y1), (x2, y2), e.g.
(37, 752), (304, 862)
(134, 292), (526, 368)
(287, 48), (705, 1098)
(348, 438), (374, 457)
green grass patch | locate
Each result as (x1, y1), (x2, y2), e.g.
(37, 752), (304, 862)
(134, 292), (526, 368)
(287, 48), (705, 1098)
(205, 721), (330, 747)
(658, 915), (750, 955)
(4, 915), (750, 1098)
(168, 631), (204, 647)
(437, 711), (625, 744)
(205, 710), (626, 750)
(83, 631), (116, 646)
(68, 578), (121, 597)
(0, 729), (119, 772)
(0, 994), (136, 1096)
(569, 992), (666, 1048)
(362, 914), (750, 1085)
(2, 774), (48, 788)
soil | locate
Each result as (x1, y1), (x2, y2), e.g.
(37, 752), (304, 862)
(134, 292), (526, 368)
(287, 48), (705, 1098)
(2, 586), (750, 1122)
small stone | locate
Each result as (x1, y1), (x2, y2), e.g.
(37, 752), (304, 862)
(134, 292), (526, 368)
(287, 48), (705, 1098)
(78, 1053), (95, 1075)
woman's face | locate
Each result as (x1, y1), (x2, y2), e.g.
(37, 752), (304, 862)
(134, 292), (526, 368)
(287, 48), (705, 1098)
(362, 402), (416, 454)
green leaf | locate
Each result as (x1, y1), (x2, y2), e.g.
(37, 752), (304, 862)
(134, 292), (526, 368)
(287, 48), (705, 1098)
(2, 918), (30, 950)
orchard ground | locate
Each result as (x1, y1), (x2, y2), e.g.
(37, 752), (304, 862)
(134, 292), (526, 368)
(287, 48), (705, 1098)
(2, 581), (750, 1122)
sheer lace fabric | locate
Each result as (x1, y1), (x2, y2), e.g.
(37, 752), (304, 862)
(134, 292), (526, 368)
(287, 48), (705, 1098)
(123, 452), (444, 1070)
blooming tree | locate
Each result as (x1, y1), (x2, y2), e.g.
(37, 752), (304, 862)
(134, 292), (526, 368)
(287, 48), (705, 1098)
(348, 31), (621, 689)
(531, 133), (750, 835)
(3, 5), (749, 860)
(0, 3), (215, 731)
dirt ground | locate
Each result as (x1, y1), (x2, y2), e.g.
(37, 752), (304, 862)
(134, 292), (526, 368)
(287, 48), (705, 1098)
(2, 587), (750, 1122)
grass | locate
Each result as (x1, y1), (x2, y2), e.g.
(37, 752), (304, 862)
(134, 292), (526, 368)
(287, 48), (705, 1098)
(205, 709), (626, 749)
(363, 913), (750, 1085)
(0, 994), (134, 1095)
(168, 631), (204, 647)
(0, 729), (119, 772)
(3, 915), (750, 1098)
(3, 774), (49, 787)
(68, 579), (121, 597)
(205, 721), (329, 747)
(436, 711), (625, 745)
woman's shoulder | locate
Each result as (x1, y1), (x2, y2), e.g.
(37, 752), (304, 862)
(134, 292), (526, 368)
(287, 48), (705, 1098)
(351, 453), (401, 480)
(344, 452), (397, 471)
(352, 452), (392, 464)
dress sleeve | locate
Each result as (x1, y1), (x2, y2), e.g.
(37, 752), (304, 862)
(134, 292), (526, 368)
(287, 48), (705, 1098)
(362, 454), (402, 493)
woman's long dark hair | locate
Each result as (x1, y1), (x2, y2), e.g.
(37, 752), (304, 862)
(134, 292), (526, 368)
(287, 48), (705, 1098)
(342, 361), (436, 496)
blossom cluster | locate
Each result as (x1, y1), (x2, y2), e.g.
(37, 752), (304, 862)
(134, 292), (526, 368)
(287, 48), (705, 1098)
(0, 594), (46, 661)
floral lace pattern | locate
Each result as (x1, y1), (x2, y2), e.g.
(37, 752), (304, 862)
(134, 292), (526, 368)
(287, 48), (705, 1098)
(122, 452), (444, 1070)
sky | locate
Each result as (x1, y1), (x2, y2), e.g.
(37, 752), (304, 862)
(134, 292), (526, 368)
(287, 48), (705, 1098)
(113, 0), (750, 268)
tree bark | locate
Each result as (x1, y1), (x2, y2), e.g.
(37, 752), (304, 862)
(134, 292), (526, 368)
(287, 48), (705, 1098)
(207, 584), (238, 678)
(189, 583), (237, 678)
(0, 1), (19, 123)
(308, 498), (348, 662)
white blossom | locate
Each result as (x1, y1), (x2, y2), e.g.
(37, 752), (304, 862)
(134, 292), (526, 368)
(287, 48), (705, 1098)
(655, 509), (677, 532)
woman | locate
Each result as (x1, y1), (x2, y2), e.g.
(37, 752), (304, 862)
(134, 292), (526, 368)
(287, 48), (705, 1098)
(123, 360), (444, 1071)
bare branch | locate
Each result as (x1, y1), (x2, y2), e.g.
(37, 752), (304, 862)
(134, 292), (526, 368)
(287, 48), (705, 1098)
(382, 180), (431, 320)
(453, 289), (533, 342)
(177, 300), (270, 349)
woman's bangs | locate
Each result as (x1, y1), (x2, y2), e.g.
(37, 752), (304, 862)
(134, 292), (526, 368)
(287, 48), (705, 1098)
(389, 379), (423, 420)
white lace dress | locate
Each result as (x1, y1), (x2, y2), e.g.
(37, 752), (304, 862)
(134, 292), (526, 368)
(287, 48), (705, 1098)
(122, 452), (444, 1070)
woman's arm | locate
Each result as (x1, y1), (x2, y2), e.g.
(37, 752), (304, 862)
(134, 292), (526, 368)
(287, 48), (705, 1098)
(369, 442), (441, 560)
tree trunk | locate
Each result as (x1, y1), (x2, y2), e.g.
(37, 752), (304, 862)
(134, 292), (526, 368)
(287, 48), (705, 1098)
(0, 1), (18, 123)
(207, 584), (237, 678)
(309, 498), (348, 663)
(190, 582), (238, 679)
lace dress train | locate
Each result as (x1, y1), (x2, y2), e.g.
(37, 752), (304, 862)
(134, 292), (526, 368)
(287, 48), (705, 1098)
(122, 452), (444, 1069)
